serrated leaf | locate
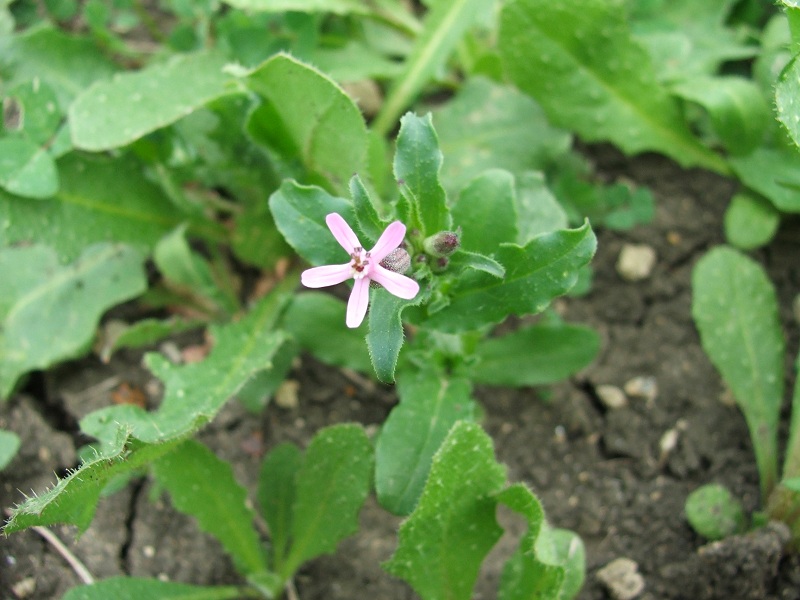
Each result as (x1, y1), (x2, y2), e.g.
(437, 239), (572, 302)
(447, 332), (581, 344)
(367, 288), (421, 383)
(282, 292), (372, 373)
(268, 180), (356, 267)
(777, 54), (800, 149)
(425, 222), (597, 332)
(376, 369), (476, 515)
(0, 154), (219, 262)
(394, 113), (450, 236)
(685, 483), (746, 541)
(496, 484), (566, 600)
(452, 169), (518, 256)
(384, 421), (506, 600)
(729, 147), (800, 213)
(0, 429), (20, 470)
(692, 246), (784, 499)
(0, 137), (58, 198)
(434, 78), (571, 197)
(279, 424), (373, 579)
(152, 440), (268, 575)
(258, 442), (303, 567)
(246, 53), (368, 193)
(70, 51), (235, 151)
(62, 577), (249, 600)
(499, 0), (727, 173)
(372, 0), (494, 134)
(473, 323), (600, 387)
(724, 192), (780, 250)
(671, 76), (770, 156)
(3, 288), (290, 533)
(0, 243), (146, 399)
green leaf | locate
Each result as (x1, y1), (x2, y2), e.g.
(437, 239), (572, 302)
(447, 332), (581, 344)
(0, 429), (20, 470)
(258, 442), (303, 567)
(537, 526), (585, 600)
(4, 288), (290, 533)
(783, 348), (800, 478)
(375, 370), (476, 515)
(514, 172), (569, 243)
(724, 192), (780, 250)
(671, 76), (770, 156)
(499, 0), (727, 173)
(729, 147), (800, 213)
(434, 78), (571, 197)
(452, 169), (518, 256)
(449, 250), (505, 278)
(97, 317), (204, 363)
(0, 138), (58, 199)
(62, 577), (250, 600)
(282, 292), (372, 373)
(777, 54), (800, 149)
(372, 0), (494, 134)
(496, 484), (566, 600)
(246, 53), (368, 193)
(384, 421), (506, 600)
(279, 424), (373, 579)
(4, 79), (63, 145)
(367, 288), (421, 383)
(70, 51), (235, 151)
(472, 323), (600, 387)
(0, 154), (216, 262)
(692, 246), (784, 500)
(350, 174), (386, 244)
(268, 180), (355, 267)
(0, 243), (146, 399)
(685, 483), (746, 541)
(425, 222), (597, 332)
(152, 440), (268, 575)
(393, 113), (450, 236)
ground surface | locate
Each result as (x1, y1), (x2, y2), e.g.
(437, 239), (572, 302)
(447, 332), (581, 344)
(2, 149), (800, 599)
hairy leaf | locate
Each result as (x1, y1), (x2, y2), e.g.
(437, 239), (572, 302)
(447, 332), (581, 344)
(452, 169), (518, 256)
(777, 54), (800, 149)
(729, 147), (800, 213)
(62, 578), (249, 600)
(258, 443), (303, 567)
(367, 288), (422, 383)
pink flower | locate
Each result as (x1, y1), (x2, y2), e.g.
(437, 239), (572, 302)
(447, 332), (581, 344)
(301, 213), (420, 328)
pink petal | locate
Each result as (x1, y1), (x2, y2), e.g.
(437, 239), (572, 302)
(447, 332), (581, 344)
(301, 263), (352, 288)
(369, 221), (406, 263)
(346, 277), (370, 328)
(326, 213), (361, 253)
(371, 265), (420, 300)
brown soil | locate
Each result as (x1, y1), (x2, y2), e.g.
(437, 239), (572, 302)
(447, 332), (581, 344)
(2, 149), (800, 600)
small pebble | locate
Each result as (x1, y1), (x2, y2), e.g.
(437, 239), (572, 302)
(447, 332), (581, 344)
(12, 577), (36, 598)
(596, 384), (628, 409)
(274, 380), (300, 409)
(616, 243), (657, 281)
(596, 557), (645, 600)
(624, 376), (658, 403)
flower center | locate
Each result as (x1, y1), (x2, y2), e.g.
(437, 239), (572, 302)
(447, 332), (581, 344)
(350, 247), (370, 279)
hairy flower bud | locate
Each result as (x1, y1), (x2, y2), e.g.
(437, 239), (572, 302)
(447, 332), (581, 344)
(379, 247), (412, 274)
(423, 230), (460, 257)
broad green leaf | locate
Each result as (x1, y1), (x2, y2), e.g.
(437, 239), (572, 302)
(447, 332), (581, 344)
(282, 293), (372, 373)
(4, 289), (289, 533)
(70, 52), (235, 151)
(309, 42), (405, 82)
(384, 421), (506, 600)
(280, 424), (373, 579)
(62, 577), (249, 600)
(350, 174), (386, 244)
(367, 288), (421, 383)
(685, 483), (746, 541)
(376, 369), (476, 515)
(372, 0), (493, 134)
(154, 225), (238, 317)
(434, 78), (571, 197)
(783, 349), (800, 478)
(393, 113), (450, 236)
(0, 154), (219, 262)
(452, 169), (518, 256)
(152, 440), (268, 575)
(0, 138), (58, 198)
(4, 79), (62, 145)
(499, 0), (728, 174)
(777, 54), (800, 149)
(425, 222), (597, 332)
(692, 247), (784, 499)
(536, 526), (585, 600)
(449, 250), (505, 278)
(724, 192), (780, 250)
(496, 484), (565, 600)
(268, 180), (355, 266)
(472, 323), (600, 387)
(0, 243), (146, 399)
(729, 147), (800, 213)
(246, 53), (368, 193)
(514, 172), (569, 243)
(0, 429), (20, 470)
(671, 76), (770, 156)
(258, 442), (303, 567)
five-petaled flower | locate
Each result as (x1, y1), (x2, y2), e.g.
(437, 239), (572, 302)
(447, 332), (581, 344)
(301, 213), (420, 328)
